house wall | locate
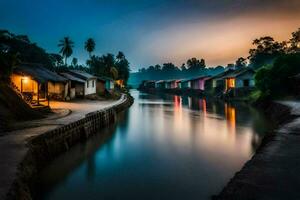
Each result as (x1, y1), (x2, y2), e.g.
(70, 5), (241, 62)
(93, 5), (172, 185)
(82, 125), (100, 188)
(85, 78), (96, 95)
(181, 81), (191, 89)
(96, 81), (106, 95)
(75, 83), (84, 97)
(11, 74), (38, 94)
(48, 82), (68, 100)
(236, 72), (255, 88)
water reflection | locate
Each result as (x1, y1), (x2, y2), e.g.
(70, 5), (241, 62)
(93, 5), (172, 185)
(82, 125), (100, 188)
(39, 90), (273, 200)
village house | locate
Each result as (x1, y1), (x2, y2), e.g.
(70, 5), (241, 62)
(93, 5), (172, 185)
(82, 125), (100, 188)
(189, 75), (211, 91)
(180, 79), (191, 89)
(204, 69), (235, 93)
(11, 63), (68, 104)
(96, 76), (115, 95)
(222, 68), (255, 92)
(142, 80), (156, 89)
(63, 70), (97, 97)
(155, 80), (166, 89)
(60, 72), (85, 99)
(169, 80), (181, 89)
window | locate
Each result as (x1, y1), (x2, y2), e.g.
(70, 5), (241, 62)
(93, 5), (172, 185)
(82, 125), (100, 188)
(92, 80), (95, 87)
(243, 79), (250, 87)
(87, 81), (89, 88)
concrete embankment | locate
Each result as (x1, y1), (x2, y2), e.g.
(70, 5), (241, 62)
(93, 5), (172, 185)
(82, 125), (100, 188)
(6, 94), (134, 200)
(214, 101), (300, 200)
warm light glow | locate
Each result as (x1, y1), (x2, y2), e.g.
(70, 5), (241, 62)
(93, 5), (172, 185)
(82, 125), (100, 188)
(22, 77), (29, 84)
(225, 103), (236, 133)
(226, 78), (235, 90)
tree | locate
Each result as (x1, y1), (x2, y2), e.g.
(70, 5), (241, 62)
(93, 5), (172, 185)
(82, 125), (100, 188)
(255, 53), (300, 98)
(84, 38), (95, 58)
(248, 36), (285, 69)
(49, 53), (63, 67)
(235, 57), (247, 69)
(71, 57), (78, 67)
(289, 28), (300, 53)
(1, 30), (54, 69)
(115, 51), (130, 84)
(58, 37), (74, 65)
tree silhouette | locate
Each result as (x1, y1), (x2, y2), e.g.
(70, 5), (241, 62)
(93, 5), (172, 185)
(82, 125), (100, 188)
(71, 57), (78, 67)
(58, 37), (74, 65)
(290, 28), (300, 53)
(235, 57), (247, 69)
(85, 38), (95, 58)
(248, 36), (285, 68)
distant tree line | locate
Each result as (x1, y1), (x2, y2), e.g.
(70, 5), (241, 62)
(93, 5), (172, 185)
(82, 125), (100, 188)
(0, 30), (131, 85)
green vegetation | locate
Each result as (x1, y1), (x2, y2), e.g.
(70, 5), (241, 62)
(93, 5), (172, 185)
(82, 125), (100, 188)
(58, 37), (74, 65)
(255, 53), (300, 99)
(84, 38), (95, 58)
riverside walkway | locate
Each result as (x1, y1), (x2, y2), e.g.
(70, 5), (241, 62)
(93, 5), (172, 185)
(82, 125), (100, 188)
(0, 97), (125, 200)
(216, 101), (300, 200)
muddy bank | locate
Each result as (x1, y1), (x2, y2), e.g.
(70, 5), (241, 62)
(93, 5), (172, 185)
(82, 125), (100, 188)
(6, 94), (134, 200)
(213, 100), (300, 200)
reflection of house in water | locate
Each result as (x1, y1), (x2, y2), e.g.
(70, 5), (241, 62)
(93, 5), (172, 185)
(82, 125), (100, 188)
(225, 103), (236, 131)
(187, 97), (207, 112)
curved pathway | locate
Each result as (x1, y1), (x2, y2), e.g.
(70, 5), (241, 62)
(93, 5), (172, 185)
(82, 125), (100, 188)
(0, 96), (125, 200)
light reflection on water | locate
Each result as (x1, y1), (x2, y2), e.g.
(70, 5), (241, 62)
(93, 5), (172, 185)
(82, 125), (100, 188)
(39, 90), (273, 200)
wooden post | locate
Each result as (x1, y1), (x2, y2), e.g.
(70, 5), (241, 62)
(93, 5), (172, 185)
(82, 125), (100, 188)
(37, 83), (40, 105)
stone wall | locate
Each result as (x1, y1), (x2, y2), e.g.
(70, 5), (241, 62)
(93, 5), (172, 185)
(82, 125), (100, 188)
(7, 94), (134, 200)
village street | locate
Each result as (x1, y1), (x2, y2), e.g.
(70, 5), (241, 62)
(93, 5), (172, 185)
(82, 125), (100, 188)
(0, 96), (125, 199)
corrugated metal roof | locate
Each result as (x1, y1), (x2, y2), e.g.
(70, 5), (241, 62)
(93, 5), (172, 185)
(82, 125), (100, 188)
(60, 73), (85, 83)
(68, 70), (97, 80)
(222, 68), (255, 79)
(14, 63), (67, 83)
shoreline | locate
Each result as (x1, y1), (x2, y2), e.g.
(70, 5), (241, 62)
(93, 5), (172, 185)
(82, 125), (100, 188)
(213, 100), (300, 199)
(4, 94), (134, 200)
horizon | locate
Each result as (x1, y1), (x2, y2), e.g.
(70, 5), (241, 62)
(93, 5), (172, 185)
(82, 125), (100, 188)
(1, 0), (300, 71)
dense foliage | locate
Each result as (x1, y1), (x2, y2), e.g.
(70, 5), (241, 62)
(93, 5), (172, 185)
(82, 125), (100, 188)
(0, 30), (53, 69)
(87, 51), (130, 83)
(255, 53), (300, 98)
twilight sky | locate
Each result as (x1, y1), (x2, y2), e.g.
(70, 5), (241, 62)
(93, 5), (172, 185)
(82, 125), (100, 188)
(1, 0), (300, 71)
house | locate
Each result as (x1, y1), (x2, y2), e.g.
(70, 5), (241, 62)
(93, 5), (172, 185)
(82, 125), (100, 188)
(180, 79), (191, 89)
(155, 80), (166, 89)
(11, 63), (68, 104)
(104, 77), (114, 90)
(204, 69), (235, 92)
(64, 70), (97, 96)
(189, 75), (211, 90)
(222, 68), (255, 92)
(60, 72), (85, 99)
(142, 80), (156, 89)
(95, 76), (114, 95)
(169, 80), (181, 89)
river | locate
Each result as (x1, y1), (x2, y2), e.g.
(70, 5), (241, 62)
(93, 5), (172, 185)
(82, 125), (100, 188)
(38, 90), (273, 200)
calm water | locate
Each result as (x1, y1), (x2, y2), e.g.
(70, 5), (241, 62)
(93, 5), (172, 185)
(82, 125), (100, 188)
(39, 90), (273, 200)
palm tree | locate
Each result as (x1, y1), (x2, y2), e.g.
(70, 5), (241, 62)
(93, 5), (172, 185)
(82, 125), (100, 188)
(58, 37), (74, 65)
(85, 38), (95, 58)
(71, 57), (78, 67)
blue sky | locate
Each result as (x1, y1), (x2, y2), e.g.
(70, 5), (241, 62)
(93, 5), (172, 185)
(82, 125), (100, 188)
(1, 0), (300, 71)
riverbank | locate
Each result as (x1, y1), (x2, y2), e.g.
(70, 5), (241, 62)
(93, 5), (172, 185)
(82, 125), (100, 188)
(214, 100), (300, 199)
(2, 94), (133, 200)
